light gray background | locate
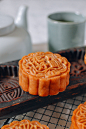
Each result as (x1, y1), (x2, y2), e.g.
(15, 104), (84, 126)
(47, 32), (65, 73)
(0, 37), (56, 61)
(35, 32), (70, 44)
(0, 0), (86, 51)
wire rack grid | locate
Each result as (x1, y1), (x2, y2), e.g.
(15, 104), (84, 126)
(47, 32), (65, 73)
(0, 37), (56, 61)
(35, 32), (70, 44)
(0, 93), (86, 129)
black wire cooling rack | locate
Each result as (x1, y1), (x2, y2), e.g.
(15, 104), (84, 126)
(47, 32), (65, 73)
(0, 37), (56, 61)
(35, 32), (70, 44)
(0, 93), (86, 129)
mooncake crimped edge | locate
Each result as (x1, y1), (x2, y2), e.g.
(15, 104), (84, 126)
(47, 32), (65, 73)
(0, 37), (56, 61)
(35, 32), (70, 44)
(19, 58), (70, 97)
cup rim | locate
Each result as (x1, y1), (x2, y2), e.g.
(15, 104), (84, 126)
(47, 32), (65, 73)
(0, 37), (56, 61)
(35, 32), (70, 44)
(48, 11), (86, 24)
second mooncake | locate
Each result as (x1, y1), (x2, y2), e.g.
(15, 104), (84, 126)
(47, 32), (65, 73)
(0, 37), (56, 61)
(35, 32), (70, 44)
(84, 54), (86, 64)
(1, 120), (49, 129)
(70, 102), (86, 129)
(19, 52), (71, 96)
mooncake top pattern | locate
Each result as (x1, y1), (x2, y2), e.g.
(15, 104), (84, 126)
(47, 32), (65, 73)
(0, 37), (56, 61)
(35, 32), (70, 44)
(20, 52), (70, 78)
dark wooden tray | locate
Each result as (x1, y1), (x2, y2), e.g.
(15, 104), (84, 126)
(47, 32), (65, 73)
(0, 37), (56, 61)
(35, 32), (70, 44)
(0, 47), (86, 119)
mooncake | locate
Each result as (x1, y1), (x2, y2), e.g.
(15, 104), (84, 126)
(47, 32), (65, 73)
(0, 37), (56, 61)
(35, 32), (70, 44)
(70, 102), (86, 129)
(84, 54), (86, 64)
(1, 120), (49, 129)
(19, 52), (71, 96)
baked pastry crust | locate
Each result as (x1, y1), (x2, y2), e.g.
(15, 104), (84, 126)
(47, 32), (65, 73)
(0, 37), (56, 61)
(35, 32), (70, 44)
(70, 102), (86, 129)
(19, 52), (71, 96)
(84, 54), (86, 64)
(1, 120), (49, 129)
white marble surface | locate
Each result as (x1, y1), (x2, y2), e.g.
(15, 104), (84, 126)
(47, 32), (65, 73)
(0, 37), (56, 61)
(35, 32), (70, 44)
(0, 0), (86, 51)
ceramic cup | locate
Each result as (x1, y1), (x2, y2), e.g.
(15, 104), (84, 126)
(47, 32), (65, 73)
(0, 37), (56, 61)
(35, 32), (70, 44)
(47, 12), (86, 52)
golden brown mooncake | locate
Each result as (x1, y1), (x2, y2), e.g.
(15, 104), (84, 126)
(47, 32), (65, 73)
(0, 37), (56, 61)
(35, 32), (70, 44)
(84, 54), (86, 64)
(70, 102), (86, 129)
(1, 120), (49, 129)
(19, 52), (71, 96)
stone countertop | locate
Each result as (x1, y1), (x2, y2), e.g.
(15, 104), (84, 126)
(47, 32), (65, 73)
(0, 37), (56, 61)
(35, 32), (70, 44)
(0, 0), (86, 51)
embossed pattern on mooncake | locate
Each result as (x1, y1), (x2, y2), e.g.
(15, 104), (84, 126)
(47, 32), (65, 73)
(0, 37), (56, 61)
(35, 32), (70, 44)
(1, 120), (49, 129)
(70, 102), (86, 129)
(19, 52), (71, 96)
